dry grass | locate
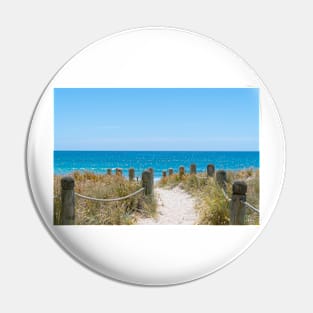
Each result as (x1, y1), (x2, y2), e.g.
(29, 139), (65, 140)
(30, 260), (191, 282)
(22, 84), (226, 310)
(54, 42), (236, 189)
(157, 169), (259, 225)
(54, 171), (157, 225)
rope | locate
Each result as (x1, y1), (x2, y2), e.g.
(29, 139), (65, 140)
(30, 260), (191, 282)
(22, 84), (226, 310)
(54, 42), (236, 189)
(241, 201), (259, 213)
(219, 180), (259, 213)
(195, 174), (207, 179)
(218, 185), (259, 213)
(74, 187), (145, 202)
(221, 188), (231, 202)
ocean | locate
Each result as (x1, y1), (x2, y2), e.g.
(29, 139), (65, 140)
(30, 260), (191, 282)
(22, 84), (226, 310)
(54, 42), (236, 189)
(54, 151), (259, 179)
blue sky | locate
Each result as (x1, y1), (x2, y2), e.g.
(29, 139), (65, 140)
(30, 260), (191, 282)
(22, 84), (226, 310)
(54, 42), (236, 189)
(54, 88), (259, 151)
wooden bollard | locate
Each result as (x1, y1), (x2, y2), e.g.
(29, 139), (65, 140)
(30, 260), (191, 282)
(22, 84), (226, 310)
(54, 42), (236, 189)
(207, 164), (215, 177)
(128, 168), (135, 181)
(168, 168), (173, 176)
(179, 166), (185, 178)
(107, 168), (112, 175)
(230, 181), (247, 225)
(162, 170), (167, 178)
(142, 170), (153, 196)
(148, 167), (154, 187)
(116, 168), (122, 176)
(190, 163), (197, 175)
(216, 170), (227, 189)
(61, 176), (75, 225)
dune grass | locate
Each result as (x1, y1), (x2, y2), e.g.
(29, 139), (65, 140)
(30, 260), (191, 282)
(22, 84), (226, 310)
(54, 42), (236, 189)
(54, 171), (157, 225)
(157, 169), (259, 225)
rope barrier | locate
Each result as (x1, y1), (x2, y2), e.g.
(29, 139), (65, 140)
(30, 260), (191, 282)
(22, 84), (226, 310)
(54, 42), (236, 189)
(218, 182), (259, 214)
(74, 187), (145, 202)
(221, 188), (231, 202)
(241, 201), (259, 213)
(195, 174), (207, 179)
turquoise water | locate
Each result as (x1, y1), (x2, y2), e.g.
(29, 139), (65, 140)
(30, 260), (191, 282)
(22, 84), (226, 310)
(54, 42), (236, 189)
(54, 151), (259, 178)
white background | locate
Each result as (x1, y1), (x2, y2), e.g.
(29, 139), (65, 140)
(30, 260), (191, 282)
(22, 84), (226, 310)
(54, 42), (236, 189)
(0, 0), (312, 312)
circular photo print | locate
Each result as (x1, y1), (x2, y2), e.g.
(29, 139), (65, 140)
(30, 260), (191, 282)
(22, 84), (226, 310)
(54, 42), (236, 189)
(27, 27), (285, 285)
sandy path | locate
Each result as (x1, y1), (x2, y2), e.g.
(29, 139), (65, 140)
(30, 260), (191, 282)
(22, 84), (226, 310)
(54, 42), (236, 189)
(137, 186), (198, 225)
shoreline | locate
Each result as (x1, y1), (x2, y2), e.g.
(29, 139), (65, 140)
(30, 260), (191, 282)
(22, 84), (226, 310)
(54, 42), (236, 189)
(54, 167), (259, 180)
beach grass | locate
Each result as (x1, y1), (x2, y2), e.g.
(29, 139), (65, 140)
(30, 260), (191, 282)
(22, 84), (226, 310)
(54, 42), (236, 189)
(157, 169), (259, 225)
(54, 171), (157, 225)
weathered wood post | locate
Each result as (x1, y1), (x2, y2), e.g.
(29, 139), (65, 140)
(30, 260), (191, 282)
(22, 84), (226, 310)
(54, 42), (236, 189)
(61, 176), (75, 225)
(116, 168), (122, 176)
(230, 181), (247, 225)
(216, 170), (227, 190)
(179, 166), (185, 178)
(148, 167), (154, 188)
(207, 164), (215, 177)
(142, 170), (153, 196)
(162, 170), (167, 178)
(190, 163), (197, 175)
(168, 168), (173, 176)
(128, 167), (135, 181)
(107, 168), (112, 175)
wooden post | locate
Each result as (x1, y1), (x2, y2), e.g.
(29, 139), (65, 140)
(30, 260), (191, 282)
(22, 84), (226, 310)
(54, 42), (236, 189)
(179, 166), (185, 178)
(207, 164), (215, 177)
(142, 170), (153, 196)
(168, 168), (174, 176)
(116, 168), (122, 176)
(190, 163), (197, 175)
(148, 167), (154, 188)
(107, 168), (112, 175)
(61, 176), (75, 225)
(128, 167), (135, 181)
(162, 170), (167, 178)
(216, 170), (227, 190)
(230, 181), (247, 225)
